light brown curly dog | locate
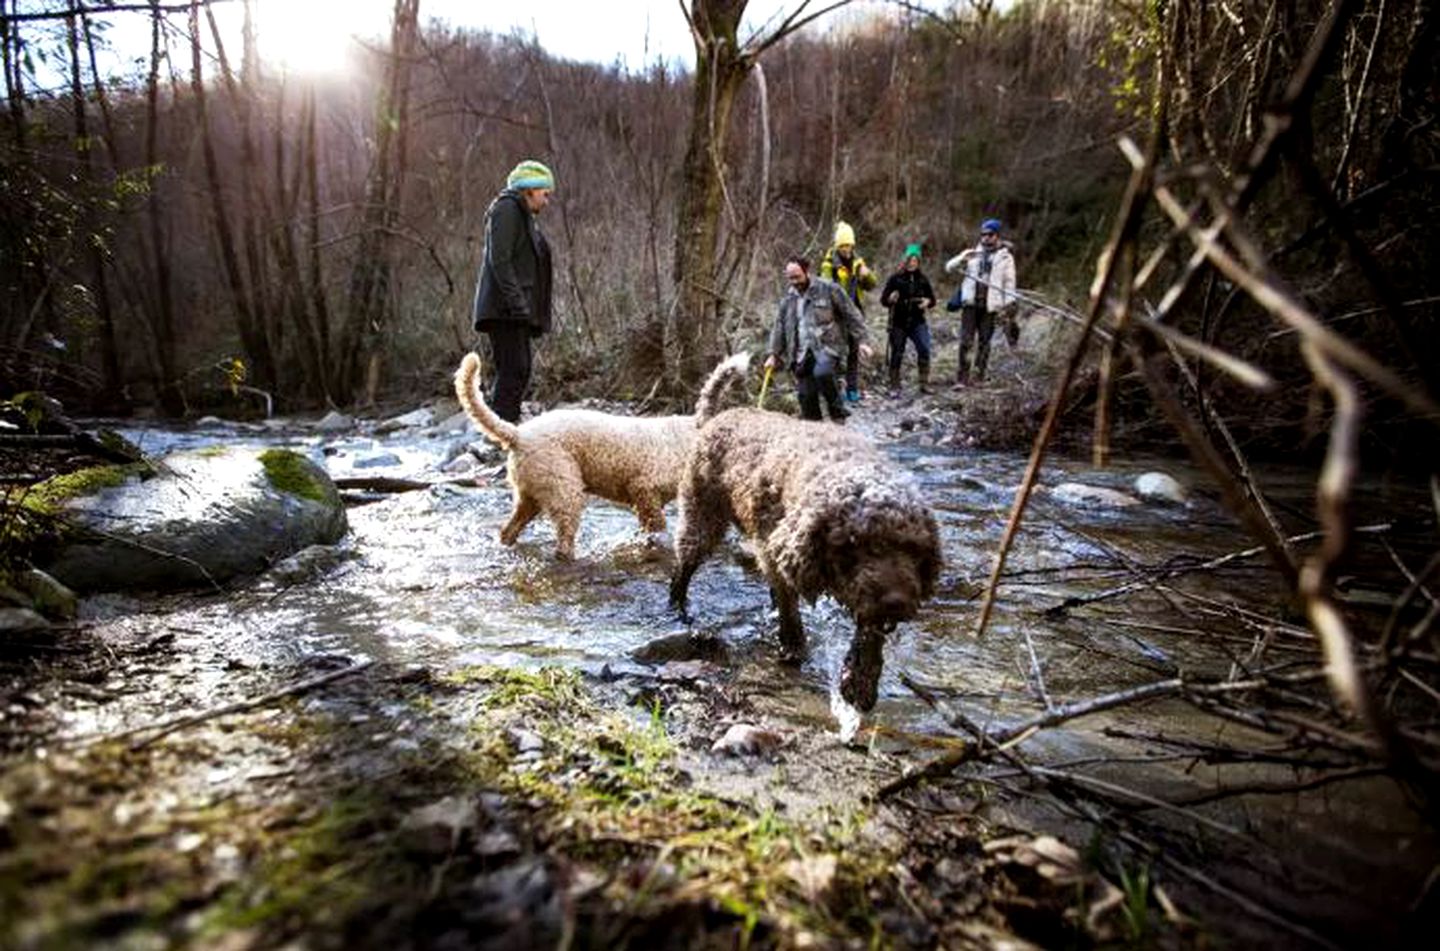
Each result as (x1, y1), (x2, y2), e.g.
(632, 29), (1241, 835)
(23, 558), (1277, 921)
(455, 351), (749, 559)
(669, 401), (942, 712)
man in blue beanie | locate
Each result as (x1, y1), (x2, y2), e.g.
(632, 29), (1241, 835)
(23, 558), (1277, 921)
(944, 218), (1016, 386)
(471, 159), (555, 422)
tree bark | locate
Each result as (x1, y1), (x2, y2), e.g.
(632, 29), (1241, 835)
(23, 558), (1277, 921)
(338, 0), (419, 405)
(65, 12), (124, 409)
(671, 0), (751, 391)
(143, 0), (183, 415)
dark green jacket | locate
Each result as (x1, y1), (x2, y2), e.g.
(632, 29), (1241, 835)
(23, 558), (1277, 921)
(473, 189), (553, 335)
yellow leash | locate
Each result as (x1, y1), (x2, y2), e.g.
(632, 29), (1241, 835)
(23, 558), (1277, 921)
(757, 365), (774, 408)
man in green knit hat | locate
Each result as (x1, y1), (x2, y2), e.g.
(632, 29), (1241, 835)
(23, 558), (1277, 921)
(471, 159), (556, 423)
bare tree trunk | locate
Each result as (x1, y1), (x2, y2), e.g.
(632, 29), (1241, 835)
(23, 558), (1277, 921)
(339, 0), (419, 405)
(302, 85), (334, 402)
(671, 0), (750, 390)
(189, 0), (270, 404)
(65, 12), (124, 408)
(144, 0), (183, 415)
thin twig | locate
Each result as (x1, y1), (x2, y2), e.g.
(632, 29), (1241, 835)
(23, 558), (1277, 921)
(73, 660), (374, 751)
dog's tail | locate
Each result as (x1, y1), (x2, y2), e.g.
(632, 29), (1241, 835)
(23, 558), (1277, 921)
(454, 352), (522, 450)
(694, 351), (752, 425)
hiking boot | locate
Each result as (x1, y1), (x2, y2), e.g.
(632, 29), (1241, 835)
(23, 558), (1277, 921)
(918, 363), (931, 395)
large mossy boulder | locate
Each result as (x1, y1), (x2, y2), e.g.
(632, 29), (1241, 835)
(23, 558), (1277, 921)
(33, 447), (347, 591)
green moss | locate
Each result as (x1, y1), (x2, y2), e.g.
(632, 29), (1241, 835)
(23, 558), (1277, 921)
(23, 464), (144, 515)
(448, 665), (890, 939)
(259, 449), (332, 504)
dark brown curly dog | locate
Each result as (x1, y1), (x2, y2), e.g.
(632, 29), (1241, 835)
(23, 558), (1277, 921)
(668, 404), (942, 712)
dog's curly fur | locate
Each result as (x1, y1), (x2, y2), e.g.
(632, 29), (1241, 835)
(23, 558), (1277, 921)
(455, 351), (749, 559)
(669, 402), (942, 711)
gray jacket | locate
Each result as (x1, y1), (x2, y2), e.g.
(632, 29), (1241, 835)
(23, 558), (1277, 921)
(768, 277), (868, 369)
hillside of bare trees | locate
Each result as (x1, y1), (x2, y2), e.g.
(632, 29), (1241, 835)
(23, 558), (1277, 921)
(1, 0), (1435, 467)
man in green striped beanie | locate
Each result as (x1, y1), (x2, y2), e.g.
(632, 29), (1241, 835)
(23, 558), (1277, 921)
(471, 159), (556, 422)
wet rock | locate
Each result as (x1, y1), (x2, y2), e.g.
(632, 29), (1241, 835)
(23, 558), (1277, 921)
(14, 569), (78, 621)
(0, 607), (49, 634)
(1048, 482), (1140, 508)
(474, 828), (522, 860)
(313, 410), (355, 433)
(374, 407), (435, 434)
(441, 436), (481, 465)
(36, 447), (348, 592)
(507, 728), (545, 754)
(441, 454), (479, 475)
(632, 630), (728, 665)
(1134, 471), (1188, 505)
(264, 544), (354, 585)
(353, 451), (403, 469)
(710, 723), (784, 756)
(430, 408), (472, 435)
(402, 795), (479, 856)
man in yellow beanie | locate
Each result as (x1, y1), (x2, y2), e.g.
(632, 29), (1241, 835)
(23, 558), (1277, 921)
(471, 159), (555, 422)
(820, 221), (876, 403)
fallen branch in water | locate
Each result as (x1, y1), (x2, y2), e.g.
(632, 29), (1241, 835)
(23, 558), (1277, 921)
(332, 475), (484, 493)
(75, 660), (375, 752)
(878, 674), (1191, 799)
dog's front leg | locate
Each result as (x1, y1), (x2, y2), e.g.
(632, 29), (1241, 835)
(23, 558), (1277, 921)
(839, 624), (887, 712)
(772, 583), (806, 665)
(668, 559), (697, 624)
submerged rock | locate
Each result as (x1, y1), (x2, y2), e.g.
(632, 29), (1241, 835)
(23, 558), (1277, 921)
(632, 631), (729, 665)
(374, 407), (435, 434)
(0, 607), (49, 634)
(34, 447), (348, 592)
(313, 410), (355, 433)
(1048, 482), (1141, 508)
(1134, 471), (1188, 505)
(14, 568), (78, 620)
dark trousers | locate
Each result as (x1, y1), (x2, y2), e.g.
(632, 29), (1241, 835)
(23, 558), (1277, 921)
(485, 322), (533, 423)
(958, 306), (994, 382)
(887, 319), (932, 372)
(845, 334), (862, 394)
(794, 350), (847, 423)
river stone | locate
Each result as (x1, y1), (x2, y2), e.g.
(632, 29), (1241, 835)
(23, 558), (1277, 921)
(1134, 471), (1188, 505)
(374, 407), (434, 435)
(14, 569), (77, 621)
(631, 631), (729, 665)
(1049, 482), (1141, 508)
(37, 447), (348, 592)
(429, 408), (472, 435)
(0, 607), (49, 634)
(353, 451), (403, 469)
(313, 410), (354, 433)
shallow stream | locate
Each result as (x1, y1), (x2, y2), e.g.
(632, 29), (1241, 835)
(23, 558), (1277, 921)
(51, 410), (1437, 946)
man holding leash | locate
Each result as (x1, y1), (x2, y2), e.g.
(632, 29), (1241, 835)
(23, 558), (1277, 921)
(765, 256), (872, 424)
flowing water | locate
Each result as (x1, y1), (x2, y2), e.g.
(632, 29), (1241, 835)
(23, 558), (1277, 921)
(80, 413), (1436, 945)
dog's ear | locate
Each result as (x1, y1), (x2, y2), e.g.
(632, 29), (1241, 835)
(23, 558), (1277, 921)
(770, 505), (830, 600)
